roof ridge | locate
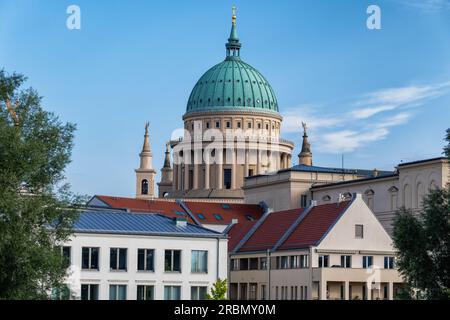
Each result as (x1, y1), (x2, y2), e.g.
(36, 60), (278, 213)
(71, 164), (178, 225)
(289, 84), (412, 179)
(272, 205), (313, 252)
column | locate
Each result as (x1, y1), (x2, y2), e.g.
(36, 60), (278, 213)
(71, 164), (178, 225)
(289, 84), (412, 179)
(204, 163), (210, 189)
(184, 163), (189, 190)
(177, 164), (182, 191)
(244, 149), (249, 177)
(216, 149), (223, 189)
(388, 282), (394, 300)
(320, 281), (327, 300)
(344, 281), (350, 300)
(367, 283), (372, 300)
(231, 149), (237, 189)
(257, 150), (262, 174)
(172, 163), (178, 190)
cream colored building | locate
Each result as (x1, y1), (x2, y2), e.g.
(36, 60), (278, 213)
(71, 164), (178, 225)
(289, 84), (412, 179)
(228, 194), (404, 300)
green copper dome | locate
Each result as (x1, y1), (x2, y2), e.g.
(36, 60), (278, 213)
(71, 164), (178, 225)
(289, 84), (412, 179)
(185, 10), (279, 116)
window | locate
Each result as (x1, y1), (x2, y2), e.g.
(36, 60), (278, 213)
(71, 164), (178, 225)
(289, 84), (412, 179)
(224, 168), (232, 189)
(280, 256), (289, 269)
(257, 123), (261, 129)
(318, 255), (329, 268)
(165, 250), (181, 272)
(81, 247), (99, 270)
(215, 121), (220, 128)
(239, 258), (249, 270)
(230, 259), (239, 271)
(137, 249), (154, 271)
(341, 255), (352, 268)
(206, 122), (210, 129)
(259, 257), (267, 270)
(265, 124), (269, 130)
(191, 286), (207, 300)
(109, 285), (127, 300)
(249, 283), (257, 300)
(300, 255), (309, 268)
(237, 122), (241, 128)
(213, 213), (223, 221)
(249, 258), (258, 270)
(290, 256), (299, 268)
(275, 286), (279, 300)
(141, 179), (148, 195)
(226, 121), (231, 128)
(62, 246), (71, 268)
(363, 256), (373, 268)
(81, 284), (98, 300)
(355, 224), (364, 239)
(191, 250), (208, 273)
(384, 256), (395, 269)
(221, 203), (231, 209)
(248, 169), (254, 177)
(197, 213), (205, 220)
(164, 286), (181, 300)
(137, 285), (154, 300)
(247, 122), (252, 129)
(110, 248), (127, 271)
(300, 195), (308, 208)
(261, 285), (266, 300)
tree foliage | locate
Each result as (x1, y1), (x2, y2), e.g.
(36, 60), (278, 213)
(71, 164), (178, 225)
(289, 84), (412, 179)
(445, 128), (450, 160)
(393, 187), (450, 299)
(206, 278), (228, 300)
(0, 70), (80, 299)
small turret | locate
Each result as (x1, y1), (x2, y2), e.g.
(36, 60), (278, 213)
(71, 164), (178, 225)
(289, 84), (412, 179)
(135, 123), (156, 198)
(298, 122), (313, 166)
(158, 142), (173, 198)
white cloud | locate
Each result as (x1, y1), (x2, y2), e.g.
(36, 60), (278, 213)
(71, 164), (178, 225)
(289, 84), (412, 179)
(282, 81), (450, 154)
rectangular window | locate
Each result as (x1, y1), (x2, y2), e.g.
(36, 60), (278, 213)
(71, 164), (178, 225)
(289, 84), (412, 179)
(237, 122), (241, 128)
(341, 255), (352, 268)
(249, 258), (258, 270)
(224, 169), (232, 189)
(248, 169), (254, 177)
(304, 286), (308, 300)
(109, 285), (127, 300)
(363, 256), (373, 268)
(165, 250), (181, 272)
(51, 284), (70, 300)
(81, 247), (99, 270)
(62, 246), (71, 268)
(275, 286), (279, 300)
(384, 256), (395, 269)
(206, 122), (210, 129)
(215, 121), (220, 128)
(300, 195), (308, 208)
(355, 224), (364, 239)
(300, 255), (309, 268)
(137, 249), (154, 271)
(239, 258), (249, 270)
(290, 255), (298, 269)
(191, 250), (208, 273)
(226, 121), (231, 128)
(136, 285), (154, 300)
(81, 284), (99, 300)
(318, 255), (329, 268)
(247, 122), (252, 129)
(261, 285), (266, 300)
(280, 256), (289, 269)
(164, 286), (181, 300)
(249, 283), (257, 300)
(191, 286), (207, 300)
(230, 258), (239, 271)
(259, 257), (267, 270)
(110, 248), (127, 271)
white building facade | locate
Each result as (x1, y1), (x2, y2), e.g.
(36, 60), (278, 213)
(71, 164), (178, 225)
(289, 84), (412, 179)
(61, 209), (227, 300)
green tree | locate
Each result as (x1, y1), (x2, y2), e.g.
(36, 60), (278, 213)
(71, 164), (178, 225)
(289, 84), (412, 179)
(0, 70), (80, 299)
(206, 278), (228, 300)
(393, 187), (450, 300)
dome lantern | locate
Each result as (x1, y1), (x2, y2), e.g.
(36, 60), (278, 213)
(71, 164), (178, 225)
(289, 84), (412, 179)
(226, 6), (241, 59)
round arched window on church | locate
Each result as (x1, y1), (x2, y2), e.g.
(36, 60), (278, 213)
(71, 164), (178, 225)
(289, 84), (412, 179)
(141, 179), (149, 195)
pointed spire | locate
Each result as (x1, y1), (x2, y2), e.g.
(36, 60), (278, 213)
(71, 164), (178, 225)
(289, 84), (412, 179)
(298, 122), (313, 166)
(226, 6), (241, 58)
(141, 122), (152, 154)
(163, 142), (171, 168)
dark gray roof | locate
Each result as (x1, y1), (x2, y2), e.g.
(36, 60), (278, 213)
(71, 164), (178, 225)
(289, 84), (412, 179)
(73, 210), (224, 238)
(397, 157), (447, 167)
(287, 164), (393, 176)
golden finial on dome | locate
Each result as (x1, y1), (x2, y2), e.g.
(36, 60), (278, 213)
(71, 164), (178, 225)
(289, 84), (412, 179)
(232, 6), (236, 25)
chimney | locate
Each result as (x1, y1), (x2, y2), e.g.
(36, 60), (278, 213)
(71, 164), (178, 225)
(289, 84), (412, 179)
(372, 168), (379, 177)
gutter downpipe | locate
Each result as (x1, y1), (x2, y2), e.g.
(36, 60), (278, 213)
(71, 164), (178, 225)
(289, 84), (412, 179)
(267, 249), (271, 300)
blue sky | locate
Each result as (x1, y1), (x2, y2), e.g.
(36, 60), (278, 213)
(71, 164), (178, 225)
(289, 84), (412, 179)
(1, 0), (449, 197)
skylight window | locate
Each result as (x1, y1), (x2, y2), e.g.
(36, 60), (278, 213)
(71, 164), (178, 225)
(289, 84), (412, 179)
(245, 215), (254, 221)
(175, 211), (185, 216)
(197, 213), (205, 220)
(213, 214), (223, 221)
(221, 204), (231, 209)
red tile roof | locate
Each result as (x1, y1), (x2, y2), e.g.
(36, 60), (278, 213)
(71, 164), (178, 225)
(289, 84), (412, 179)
(90, 195), (264, 226)
(238, 208), (304, 253)
(226, 220), (257, 252)
(278, 201), (351, 250)
(233, 201), (353, 253)
(183, 201), (264, 225)
(92, 195), (194, 223)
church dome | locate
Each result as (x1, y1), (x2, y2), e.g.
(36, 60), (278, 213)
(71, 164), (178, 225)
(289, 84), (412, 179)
(185, 10), (279, 116)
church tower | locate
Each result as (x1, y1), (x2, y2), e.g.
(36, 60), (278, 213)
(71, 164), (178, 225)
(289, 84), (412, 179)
(135, 123), (156, 199)
(298, 122), (313, 166)
(157, 142), (173, 198)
